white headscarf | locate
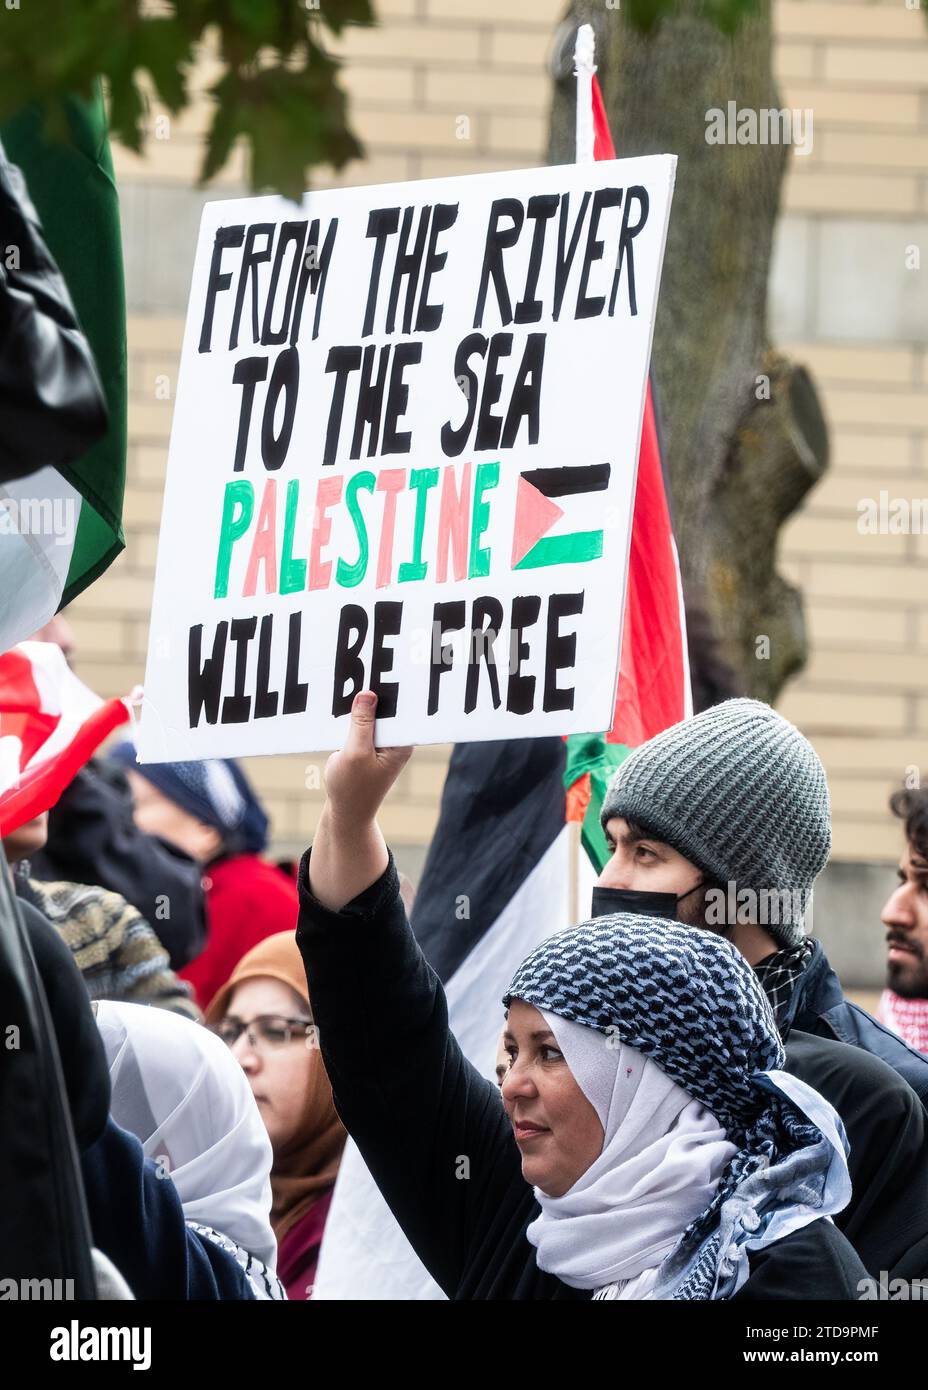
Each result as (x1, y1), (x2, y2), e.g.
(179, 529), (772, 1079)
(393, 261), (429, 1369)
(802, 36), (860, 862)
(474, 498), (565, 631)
(94, 1001), (277, 1270)
(525, 1010), (738, 1297)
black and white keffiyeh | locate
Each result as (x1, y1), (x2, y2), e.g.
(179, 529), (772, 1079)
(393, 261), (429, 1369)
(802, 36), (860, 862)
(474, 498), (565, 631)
(504, 913), (850, 1301)
(754, 938), (815, 1032)
(187, 1222), (286, 1301)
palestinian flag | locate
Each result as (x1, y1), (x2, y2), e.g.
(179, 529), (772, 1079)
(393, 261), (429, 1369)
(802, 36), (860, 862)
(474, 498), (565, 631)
(312, 77), (690, 1301)
(0, 642), (132, 835)
(0, 87), (127, 652)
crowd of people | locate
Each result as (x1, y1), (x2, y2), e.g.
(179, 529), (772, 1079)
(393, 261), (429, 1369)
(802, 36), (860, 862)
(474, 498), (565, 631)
(4, 622), (928, 1301)
(5, 71), (928, 1310)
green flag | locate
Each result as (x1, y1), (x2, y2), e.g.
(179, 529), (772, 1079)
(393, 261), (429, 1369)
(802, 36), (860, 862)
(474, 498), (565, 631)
(2, 85), (126, 609)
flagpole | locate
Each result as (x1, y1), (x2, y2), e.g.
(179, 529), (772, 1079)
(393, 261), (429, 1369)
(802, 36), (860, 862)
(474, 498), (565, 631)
(568, 819), (581, 927)
(567, 22), (597, 928)
(574, 23), (596, 164)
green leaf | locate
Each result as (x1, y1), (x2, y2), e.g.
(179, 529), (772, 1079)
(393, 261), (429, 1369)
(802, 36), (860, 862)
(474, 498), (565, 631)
(201, 54), (362, 197)
(623, 0), (676, 36)
(106, 68), (145, 151)
(200, 70), (244, 183)
(0, 1), (372, 196)
(697, 0), (761, 37)
(314, 0), (377, 38)
(133, 17), (193, 113)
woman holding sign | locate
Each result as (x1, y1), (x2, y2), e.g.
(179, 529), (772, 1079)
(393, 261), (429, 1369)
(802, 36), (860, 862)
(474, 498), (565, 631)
(294, 693), (866, 1300)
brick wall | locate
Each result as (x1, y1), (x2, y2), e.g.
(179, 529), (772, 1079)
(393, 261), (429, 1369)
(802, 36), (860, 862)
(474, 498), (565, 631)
(67, 0), (928, 872)
(769, 0), (928, 863)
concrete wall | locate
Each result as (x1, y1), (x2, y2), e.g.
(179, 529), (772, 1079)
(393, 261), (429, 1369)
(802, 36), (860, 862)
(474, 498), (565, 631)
(65, 0), (927, 983)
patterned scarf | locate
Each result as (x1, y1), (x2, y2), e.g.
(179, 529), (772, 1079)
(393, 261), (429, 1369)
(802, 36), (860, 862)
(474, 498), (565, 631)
(504, 913), (850, 1301)
(880, 989), (928, 1055)
(754, 938), (815, 1032)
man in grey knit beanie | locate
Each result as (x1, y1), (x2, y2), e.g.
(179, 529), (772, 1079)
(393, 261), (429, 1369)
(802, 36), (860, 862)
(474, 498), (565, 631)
(599, 697), (831, 951)
(590, 697), (928, 1287)
(594, 699), (928, 1120)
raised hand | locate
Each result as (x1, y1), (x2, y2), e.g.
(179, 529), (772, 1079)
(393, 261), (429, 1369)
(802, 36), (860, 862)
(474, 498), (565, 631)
(323, 691), (412, 830)
(309, 691), (413, 912)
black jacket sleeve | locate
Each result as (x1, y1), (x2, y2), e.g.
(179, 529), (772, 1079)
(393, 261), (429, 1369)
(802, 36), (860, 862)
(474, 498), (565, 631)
(0, 139), (107, 478)
(32, 762), (207, 971)
(296, 847), (524, 1297)
(785, 1028), (928, 1280)
(734, 1220), (868, 1300)
(80, 1118), (255, 1300)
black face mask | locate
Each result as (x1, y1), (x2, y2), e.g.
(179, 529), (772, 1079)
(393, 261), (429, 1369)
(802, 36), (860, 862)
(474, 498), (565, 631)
(590, 882), (705, 922)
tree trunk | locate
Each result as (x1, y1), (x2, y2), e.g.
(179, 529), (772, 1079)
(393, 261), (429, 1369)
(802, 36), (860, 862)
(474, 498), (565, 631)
(548, 1), (829, 706)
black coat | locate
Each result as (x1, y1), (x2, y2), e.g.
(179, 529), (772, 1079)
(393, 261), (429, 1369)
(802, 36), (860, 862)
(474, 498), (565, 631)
(0, 138), (107, 481)
(296, 850), (866, 1301)
(0, 890), (105, 1295)
(81, 1120), (256, 1300)
(784, 940), (928, 1109)
(785, 1029), (928, 1280)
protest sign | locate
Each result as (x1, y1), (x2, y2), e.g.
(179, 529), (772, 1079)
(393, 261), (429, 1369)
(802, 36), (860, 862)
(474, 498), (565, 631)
(137, 156), (676, 760)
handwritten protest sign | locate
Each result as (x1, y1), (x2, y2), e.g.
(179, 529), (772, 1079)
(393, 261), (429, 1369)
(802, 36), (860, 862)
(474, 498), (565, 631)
(137, 157), (676, 760)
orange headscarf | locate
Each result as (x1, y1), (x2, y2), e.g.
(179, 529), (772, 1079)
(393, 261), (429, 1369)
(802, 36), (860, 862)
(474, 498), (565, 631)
(205, 932), (346, 1241)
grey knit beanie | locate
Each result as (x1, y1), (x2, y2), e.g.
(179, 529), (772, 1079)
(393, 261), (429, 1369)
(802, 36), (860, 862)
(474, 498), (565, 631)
(599, 699), (831, 946)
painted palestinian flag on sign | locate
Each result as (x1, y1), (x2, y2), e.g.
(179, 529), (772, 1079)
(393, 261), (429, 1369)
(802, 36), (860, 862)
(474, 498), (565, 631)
(0, 88), (127, 654)
(0, 642), (132, 835)
(511, 464), (609, 570)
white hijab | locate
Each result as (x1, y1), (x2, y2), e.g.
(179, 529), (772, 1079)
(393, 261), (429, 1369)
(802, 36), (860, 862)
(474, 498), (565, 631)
(95, 1001), (277, 1270)
(525, 1010), (737, 1297)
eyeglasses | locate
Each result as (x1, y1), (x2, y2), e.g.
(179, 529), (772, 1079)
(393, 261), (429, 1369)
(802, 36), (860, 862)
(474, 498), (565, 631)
(212, 1014), (315, 1052)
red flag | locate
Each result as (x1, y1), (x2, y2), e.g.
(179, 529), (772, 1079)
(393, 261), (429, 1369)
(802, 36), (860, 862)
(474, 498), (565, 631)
(566, 78), (690, 857)
(0, 642), (132, 835)
(594, 75), (689, 744)
(591, 74), (615, 162)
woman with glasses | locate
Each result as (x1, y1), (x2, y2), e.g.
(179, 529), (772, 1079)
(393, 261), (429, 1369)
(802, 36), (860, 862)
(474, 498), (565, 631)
(206, 932), (347, 1300)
